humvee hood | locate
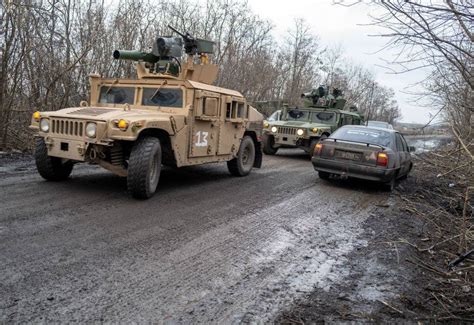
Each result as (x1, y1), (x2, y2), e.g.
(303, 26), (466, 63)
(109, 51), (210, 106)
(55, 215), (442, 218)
(271, 120), (331, 129)
(44, 106), (175, 121)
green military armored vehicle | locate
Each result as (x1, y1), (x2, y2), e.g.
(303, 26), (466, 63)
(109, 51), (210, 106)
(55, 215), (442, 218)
(262, 86), (364, 156)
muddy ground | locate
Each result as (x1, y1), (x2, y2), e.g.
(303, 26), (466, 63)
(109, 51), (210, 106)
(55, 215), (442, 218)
(1, 149), (430, 322)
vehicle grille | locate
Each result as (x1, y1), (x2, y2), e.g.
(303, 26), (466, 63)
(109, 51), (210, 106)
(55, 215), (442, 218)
(51, 118), (84, 137)
(277, 127), (297, 135)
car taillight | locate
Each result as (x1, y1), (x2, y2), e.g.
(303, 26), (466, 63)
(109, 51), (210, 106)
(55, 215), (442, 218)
(314, 143), (323, 156)
(377, 152), (389, 167)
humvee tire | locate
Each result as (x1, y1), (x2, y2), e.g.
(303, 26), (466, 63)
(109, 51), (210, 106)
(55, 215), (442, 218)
(309, 139), (319, 157)
(318, 171), (330, 180)
(262, 134), (278, 155)
(35, 138), (73, 181)
(127, 137), (162, 199)
(227, 136), (255, 177)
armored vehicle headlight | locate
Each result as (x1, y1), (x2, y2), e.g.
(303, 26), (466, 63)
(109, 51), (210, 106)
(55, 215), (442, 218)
(33, 111), (41, 122)
(39, 118), (50, 132)
(312, 127), (318, 133)
(85, 122), (97, 138)
(271, 126), (278, 133)
(263, 121), (269, 128)
(297, 128), (304, 136)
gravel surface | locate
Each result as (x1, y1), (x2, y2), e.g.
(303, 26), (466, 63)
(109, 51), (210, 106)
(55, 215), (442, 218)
(1, 149), (400, 322)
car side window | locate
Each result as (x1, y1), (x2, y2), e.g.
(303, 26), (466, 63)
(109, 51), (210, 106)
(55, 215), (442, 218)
(400, 134), (409, 152)
(395, 133), (404, 152)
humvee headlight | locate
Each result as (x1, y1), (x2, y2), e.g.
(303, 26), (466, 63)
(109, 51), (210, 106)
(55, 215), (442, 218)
(85, 122), (97, 138)
(312, 127), (318, 133)
(39, 119), (50, 132)
(33, 111), (41, 122)
(271, 126), (278, 133)
(297, 128), (304, 136)
(263, 121), (269, 128)
(117, 119), (129, 130)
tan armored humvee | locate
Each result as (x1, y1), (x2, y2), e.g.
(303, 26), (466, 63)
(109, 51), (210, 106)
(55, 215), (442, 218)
(30, 28), (263, 199)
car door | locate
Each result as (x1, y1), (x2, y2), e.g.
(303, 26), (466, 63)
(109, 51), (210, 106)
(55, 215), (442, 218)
(395, 133), (408, 174)
(400, 134), (412, 175)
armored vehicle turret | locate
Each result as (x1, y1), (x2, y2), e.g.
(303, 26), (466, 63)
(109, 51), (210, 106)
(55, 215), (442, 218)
(262, 86), (364, 156)
(30, 26), (263, 199)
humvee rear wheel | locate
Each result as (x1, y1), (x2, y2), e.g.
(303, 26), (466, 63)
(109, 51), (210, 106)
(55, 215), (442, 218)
(228, 136), (255, 177)
(35, 138), (73, 181)
(127, 137), (162, 199)
(263, 134), (278, 155)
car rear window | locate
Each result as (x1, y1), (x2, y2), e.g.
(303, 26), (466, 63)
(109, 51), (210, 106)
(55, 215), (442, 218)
(367, 121), (390, 128)
(331, 127), (392, 147)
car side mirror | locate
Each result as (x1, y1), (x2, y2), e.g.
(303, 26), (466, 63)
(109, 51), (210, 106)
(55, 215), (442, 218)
(409, 146), (416, 152)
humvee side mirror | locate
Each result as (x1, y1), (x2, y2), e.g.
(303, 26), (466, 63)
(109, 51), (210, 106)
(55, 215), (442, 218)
(409, 146), (416, 152)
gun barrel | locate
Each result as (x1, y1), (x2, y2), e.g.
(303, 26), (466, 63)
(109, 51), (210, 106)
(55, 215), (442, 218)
(168, 25), (186, 38)
(113, 50), (159, 63)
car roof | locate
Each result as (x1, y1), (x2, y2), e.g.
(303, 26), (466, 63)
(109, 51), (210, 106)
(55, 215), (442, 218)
(339, 125), (398, 133)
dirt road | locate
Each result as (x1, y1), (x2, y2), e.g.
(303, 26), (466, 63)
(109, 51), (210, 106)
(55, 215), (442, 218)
(1, 149), (395, 322)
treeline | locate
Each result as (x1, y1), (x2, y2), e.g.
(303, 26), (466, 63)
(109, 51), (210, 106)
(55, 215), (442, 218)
(0, 0), (400, 150)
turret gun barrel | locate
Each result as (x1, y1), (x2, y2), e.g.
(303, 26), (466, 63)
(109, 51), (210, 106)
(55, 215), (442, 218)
(113, 50), (159, 63)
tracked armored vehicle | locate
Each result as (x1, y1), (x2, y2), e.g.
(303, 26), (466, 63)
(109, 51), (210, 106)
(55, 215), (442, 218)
(262, 86), (363, 156)
(30, 27), (263, 199)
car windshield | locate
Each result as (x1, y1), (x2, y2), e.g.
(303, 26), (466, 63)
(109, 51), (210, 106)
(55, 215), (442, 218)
(99, 87), (135, 104)
(331, 127), (392, 147)
(367, 121), (390, 128)
(142, 88), (183, 108)
(286, 109), (309, 121)
(311, 111), (336, 123)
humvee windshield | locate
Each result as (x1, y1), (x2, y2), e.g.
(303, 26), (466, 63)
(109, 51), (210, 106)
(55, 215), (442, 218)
(311, 111), (336, 123)
(142, 88), (183, 108)
(286, 110), (309, 121)
(268, 110), (281, 121)
(99, 87), (135, 104)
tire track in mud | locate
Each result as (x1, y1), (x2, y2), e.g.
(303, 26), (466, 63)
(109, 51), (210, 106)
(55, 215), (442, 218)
(0, 150), (388, 322)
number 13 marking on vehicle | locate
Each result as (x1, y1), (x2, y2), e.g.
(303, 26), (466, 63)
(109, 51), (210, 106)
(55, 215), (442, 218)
(195, 131), (209, 147)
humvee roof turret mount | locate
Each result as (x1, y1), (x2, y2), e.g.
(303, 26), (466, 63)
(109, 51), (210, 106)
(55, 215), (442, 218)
(30, 26), (264, 199)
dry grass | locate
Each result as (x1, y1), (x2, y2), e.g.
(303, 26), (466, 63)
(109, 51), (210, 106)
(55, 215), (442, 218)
(397, 142), (473, 320)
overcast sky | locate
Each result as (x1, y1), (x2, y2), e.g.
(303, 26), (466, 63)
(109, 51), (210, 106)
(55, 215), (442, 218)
(248, 0), (433, 124)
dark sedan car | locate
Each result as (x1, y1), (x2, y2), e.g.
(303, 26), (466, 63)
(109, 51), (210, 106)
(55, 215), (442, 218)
(311, 125), (413, 190)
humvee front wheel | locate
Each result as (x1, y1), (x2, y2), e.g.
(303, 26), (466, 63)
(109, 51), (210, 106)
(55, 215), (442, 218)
(35, 138), (73, 181)
(127, 137), (162, 199)
(228, 136), (255, 177)
(262, 134), (278, 155)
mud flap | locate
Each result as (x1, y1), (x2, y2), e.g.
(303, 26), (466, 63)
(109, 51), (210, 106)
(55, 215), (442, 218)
(253, 140), (263, 168)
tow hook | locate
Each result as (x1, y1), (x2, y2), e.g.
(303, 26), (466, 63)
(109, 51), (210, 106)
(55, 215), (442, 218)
(44, 137), (54, 149)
